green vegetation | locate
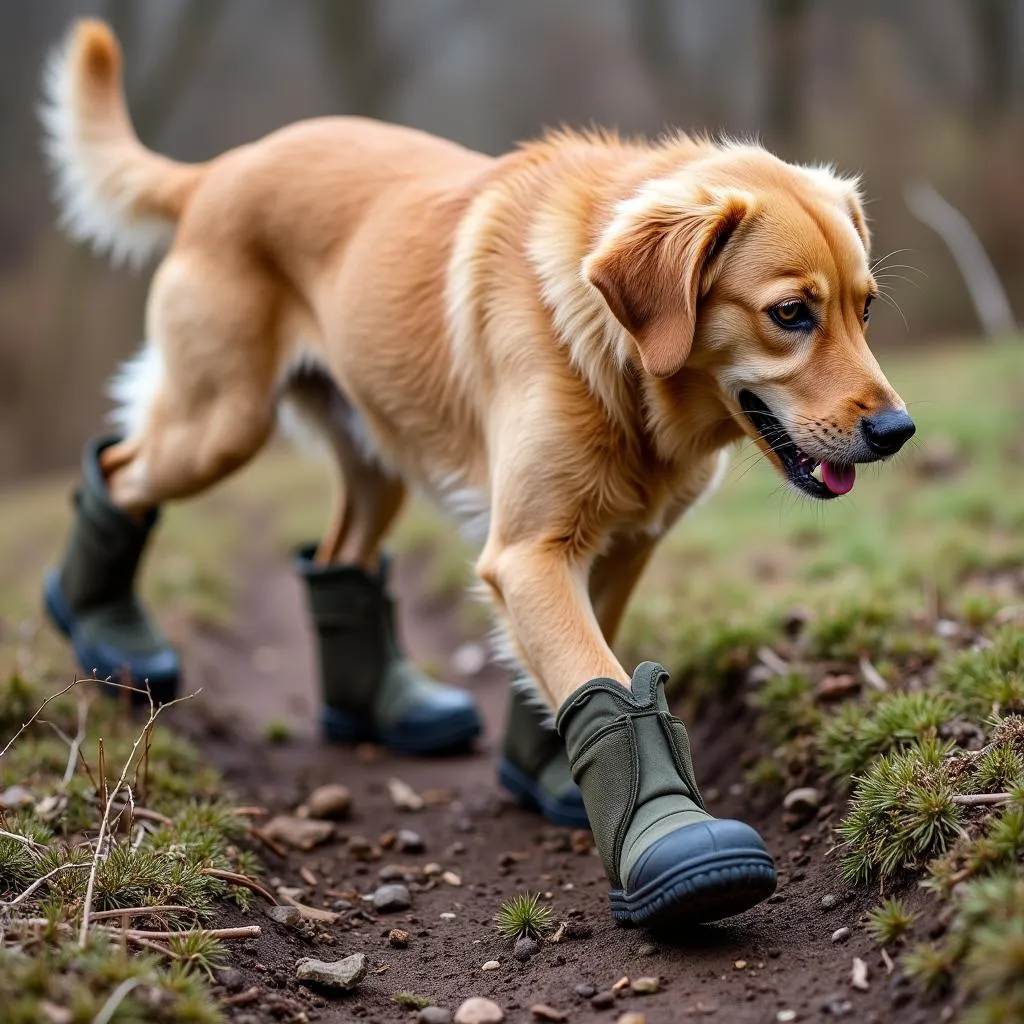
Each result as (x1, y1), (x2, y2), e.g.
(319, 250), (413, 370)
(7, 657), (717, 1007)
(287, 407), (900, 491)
(866, 896), (917, 946)
(495, 891), (553, 941)
(393, 991), (432, 1009)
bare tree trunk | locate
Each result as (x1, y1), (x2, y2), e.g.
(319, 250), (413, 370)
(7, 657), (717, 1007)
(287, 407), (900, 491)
(904, 180), (1016, 339)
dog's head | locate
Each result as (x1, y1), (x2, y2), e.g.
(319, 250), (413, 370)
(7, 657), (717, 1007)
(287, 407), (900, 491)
(584, 146), (913, 499)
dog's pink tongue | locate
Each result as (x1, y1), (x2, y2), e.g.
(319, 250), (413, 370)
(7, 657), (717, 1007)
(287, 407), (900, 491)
(821, 461), (856, 495)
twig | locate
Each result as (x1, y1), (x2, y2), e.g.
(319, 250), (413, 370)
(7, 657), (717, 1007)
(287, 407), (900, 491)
(0, 829), (43, 850)
(2, 861), (90, 908)
(92, 977), (142, 1024)
(246, 824), (287, 859)
(200, 867), (278, 905)
(98, 738), (108, 819)
(859, 655), (889, 693)
(87, 904), (197, 923)
(757, 646), (790, 676)
(0, 677), (86, 759)
(115, 924), (260, 941)
(232, 806), (269, 818)
(62, 693), (93, 787)
(952, 792), (1012, 806)
(109, 804), (173, 827)
(79, 691), (198, 948)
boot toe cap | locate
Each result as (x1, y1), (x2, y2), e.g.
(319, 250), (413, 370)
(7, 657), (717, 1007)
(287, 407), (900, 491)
(382, 687), (483, 754)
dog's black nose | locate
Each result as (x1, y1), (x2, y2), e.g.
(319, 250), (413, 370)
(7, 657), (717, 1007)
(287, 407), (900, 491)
(861, 409), (916, 456)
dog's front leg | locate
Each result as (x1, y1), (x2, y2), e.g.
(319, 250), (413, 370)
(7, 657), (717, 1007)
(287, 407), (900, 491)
(478, 533), (777, 926)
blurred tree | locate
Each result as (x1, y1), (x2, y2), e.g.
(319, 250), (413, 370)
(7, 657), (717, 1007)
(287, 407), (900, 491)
(970, 0), (1014, 126)
(311, 0), (392, 117)
(762, 0), (809, 157)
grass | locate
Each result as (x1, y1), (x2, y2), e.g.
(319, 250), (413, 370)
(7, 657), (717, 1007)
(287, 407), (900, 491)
(495, 891), (553, 941)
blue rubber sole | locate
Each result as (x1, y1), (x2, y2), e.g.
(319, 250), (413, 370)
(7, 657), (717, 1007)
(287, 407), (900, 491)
(497, 757), (590, 829)
(610, 847), (777, 926)
(43, 570), (180, 704)
(321, 703), (482, 756)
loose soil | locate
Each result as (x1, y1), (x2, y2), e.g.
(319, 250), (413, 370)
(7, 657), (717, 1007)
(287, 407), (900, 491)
(176, 538), (951, 1024)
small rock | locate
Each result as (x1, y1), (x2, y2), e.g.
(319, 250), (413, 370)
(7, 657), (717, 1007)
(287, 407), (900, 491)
(263, 815), (334, 851)
(636, 942), (657, 957)
(611, 976), (631, 994)
(424, 862), (443, 877)
(419, 1009), (453, 1024)
(934, 618), (960, 639)
(482, 960), (500, 971)
(776, 1013), (797, 1023)
(215, 967), (245, 992)
(455, 996), (505, 1024)
(302, 783), (352, 820)
(782, 787), (821, 819)
(631, 977), (660, 995)
(0, 785), (34, 809)
(373, 884), (412, 912)
(821, 894), (839, 910)
(396, 828), (425, 853)
(295, 953), (368, 990)
(388, 928), (410, 948)
(265, 905), (302, 928)
(831, 927), (851, 943)
(851, 957), (870, 991)
(531, 1005), (568, 1022)
(388, 777), (425, 811)
(591, 991), (616, 1010)
(379, 864), (407, 882)
(821, 993), (852, 1016)
(440, 912), (457, 921)
(618, 1015), (646, 1024)
(514, 936), (540, 961)
(574, 983), (596, 998)
(347, 835), (378, 861)
(442, 871), (462, 887)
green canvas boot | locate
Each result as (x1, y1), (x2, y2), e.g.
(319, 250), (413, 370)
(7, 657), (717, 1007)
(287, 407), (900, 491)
(498, 684), (589, 828)
(43, 436), (179, 703)
(557, 661), (776, 925)
(294, 545), (482, 755)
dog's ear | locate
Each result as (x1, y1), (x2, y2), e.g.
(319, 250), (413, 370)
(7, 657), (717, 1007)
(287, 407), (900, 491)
(584, 186), (751, 378)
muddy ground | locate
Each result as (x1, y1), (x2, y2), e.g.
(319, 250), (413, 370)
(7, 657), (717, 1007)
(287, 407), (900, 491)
(175, 537), (953, 1024)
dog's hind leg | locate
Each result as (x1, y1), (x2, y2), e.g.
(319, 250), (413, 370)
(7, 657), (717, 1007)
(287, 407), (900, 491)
(281, 366), (482, 754)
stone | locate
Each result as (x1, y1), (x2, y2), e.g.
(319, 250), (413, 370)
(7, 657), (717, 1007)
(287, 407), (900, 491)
(346, 835), (377, 861)
(373, 884), (412, 912)
(636, 943), (657, 957)
(455, 997), (505, 1024)
(513, 936), (540, 961)
(295, 953), (368, 990)
(388, 777), (425, 811)
(631, 977), (660, 994)
(419, 1009), (454, 1024)
(782, 787), (821, 818)
(442, 871), (462, 887)
(388, 928), (410, 948)
(821, 993), (853, 1016)
(440, 912), (457, 921)
(851, 957), (870, 991)
(262, 815), (334, 851)
(776, 1013), (797, 1023)
(574, 983), (596, 998)
(265, 905), (302, 928)
(821, 893), (839, 910)
(591, 991), (616, 1010)
(215, 967), (245, 992)
(396, 828), (425, 853)
(831, 927), (851, 943)
(482, 960), (500, 971)
(531, 1005), (568, 1022)
(302, 783), (352, 820)
(618, 1015), (647, 1024)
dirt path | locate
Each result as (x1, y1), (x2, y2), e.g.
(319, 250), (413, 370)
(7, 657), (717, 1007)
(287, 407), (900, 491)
(180, 542), (937, 1024)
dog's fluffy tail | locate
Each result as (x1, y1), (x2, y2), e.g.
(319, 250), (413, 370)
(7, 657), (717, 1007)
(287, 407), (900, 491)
(39, 19), (205, 267)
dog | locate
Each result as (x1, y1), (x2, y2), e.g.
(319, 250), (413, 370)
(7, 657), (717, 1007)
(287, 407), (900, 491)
(40, 19), (914, 925)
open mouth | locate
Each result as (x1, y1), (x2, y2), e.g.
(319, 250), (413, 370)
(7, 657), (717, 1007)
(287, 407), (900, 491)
(738, 390), (856, 500)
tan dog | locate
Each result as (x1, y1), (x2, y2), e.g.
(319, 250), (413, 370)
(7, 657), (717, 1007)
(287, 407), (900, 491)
(42, 19), (915, 925)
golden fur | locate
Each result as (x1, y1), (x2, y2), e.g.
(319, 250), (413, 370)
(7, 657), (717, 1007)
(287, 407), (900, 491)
(43, 20), (908, 707)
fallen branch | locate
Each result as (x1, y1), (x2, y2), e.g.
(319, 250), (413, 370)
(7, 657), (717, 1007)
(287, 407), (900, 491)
(0, 678), (86, 759)
(0, 829), (44, 850)
(952, 792), (1012, 806)
(2, 861), (90, 908)
(201, 867), (278, 905)
(87, 904), (197, 923)
(247, 824), (287, 859)
(115, 924), (261, 941)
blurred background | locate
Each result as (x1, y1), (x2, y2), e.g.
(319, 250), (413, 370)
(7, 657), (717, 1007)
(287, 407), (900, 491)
(0, 0), (1021, 481)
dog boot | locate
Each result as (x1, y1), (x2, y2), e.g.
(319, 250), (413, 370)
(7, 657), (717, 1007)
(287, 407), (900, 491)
(557, 661), (776, 925)
(294, 545), (482, 755)
(43, 436), (180, 703)
(497, 683), (589, 828)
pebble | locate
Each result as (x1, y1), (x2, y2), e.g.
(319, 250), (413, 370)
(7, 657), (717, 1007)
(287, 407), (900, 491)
(347, 835), (377, 861)
(372, 884), (412, 912)
(388, 928), (410, 948)
(215, 967), (245, 992)
(295, 953), (367, 990)
(514, 936), (540, 961)
(262, 815), (334, 851)
(776, 1013), (797, 1023)
(636, 942), (657, 957)
(482, 960), (500, 971)
(531, 1006), (568, 1022)
(574, 983), (596, 998)
(618, 1015), (646, 1024)
(388, 777), (425, 812)
(379, 864), (408, 882)
(301, 783), (351, 820)
(442, 871), (462, 887)
(631, 977), (660, 995)
(396, 828), (425, 853)
(440, 912), (457, 921)
(419, 1009), (453, 1024)
(455, 997), (505, 1024)
(820, 894), (839, 910)
(851, 957), (870, 991)
(821, 993), (852, 1016)
(831, 927), (851, 943)
(591, 991), (616, 1010)
(265, 905), (302, 928)
(783, 787), (821, 818)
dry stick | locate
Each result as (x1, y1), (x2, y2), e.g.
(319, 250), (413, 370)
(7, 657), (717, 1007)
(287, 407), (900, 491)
(110, 804), (173, 828)
(859, 655), (889, 693)
(200, 867), (278, 905)
(87, 904), (197, 923)
(78, 691), (199, 948)
(952, 792), (1012, 806)
(98, 737), (108, 819)
(0, 677), (86, 759)
(62, 692), (93, 787)
(115, 924), (261, 941)
(0, 829), (43, 850)
(2, 861), (91, 908)
(247, 824), (287, 859)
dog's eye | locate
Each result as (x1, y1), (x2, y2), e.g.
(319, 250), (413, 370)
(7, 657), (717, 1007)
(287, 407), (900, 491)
(769, 301), (812, 330)
(863, 296), (874, 323)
